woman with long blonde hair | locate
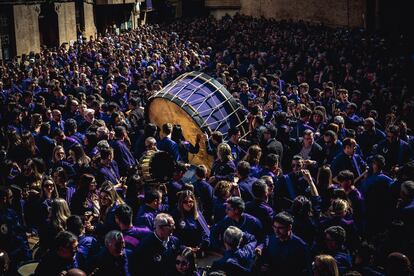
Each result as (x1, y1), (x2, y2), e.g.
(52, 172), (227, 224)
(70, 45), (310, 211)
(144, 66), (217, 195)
(313, 255), (339, 276)
(38, 198), (71, 257)
(243, 144), (262, 175)
(171, 190), (210, 252)
(209, 143), (236, 185)
(86, 181), (124, 237)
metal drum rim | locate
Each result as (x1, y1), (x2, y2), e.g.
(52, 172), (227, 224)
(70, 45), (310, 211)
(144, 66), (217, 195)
(145, 71), (248, 136)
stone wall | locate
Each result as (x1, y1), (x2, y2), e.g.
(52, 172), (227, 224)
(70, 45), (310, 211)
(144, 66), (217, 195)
(210, 9), (239, 19)
(239, 0), (365, 27)
(56, 2), (77, 45)
(96, 0), (136, 5)
(84, 1), (97, 39)
(13, 4), (41, 55)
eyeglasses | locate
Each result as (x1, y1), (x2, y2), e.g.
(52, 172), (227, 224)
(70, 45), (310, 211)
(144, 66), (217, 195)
(272, 224), (287, 230)
(175, 260), (189, 266)
(161, 223), (175, 229)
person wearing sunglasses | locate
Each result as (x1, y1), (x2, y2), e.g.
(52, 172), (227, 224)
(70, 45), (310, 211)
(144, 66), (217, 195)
(131, 213), (180, 276)
(171, 190), (210, 254)
(169, 247), (199, 276)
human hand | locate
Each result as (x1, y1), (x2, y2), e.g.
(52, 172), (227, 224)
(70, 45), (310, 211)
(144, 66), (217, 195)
(301, 169), (312, 183)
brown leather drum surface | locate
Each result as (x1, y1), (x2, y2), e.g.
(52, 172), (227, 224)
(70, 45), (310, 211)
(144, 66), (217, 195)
(148, 97), (214, 170)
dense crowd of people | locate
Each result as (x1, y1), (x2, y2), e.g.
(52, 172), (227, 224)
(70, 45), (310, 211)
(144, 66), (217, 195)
(0, 13), (414, 276)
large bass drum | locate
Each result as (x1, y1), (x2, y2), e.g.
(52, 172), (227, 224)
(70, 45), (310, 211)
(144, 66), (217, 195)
(146, 71), (248, 169)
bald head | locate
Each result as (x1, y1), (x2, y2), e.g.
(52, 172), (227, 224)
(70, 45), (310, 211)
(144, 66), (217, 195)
(66, 268), (87, 276)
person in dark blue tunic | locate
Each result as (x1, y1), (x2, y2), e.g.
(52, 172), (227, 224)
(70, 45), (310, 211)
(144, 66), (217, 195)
(319, 130), (343, 165)
(157, 123), (181, 161)
(110, 126), (137, 177)
(88, 230), (130, 276)
(236, 161), (257, 202)
(193, 165), (214, 224)
(35, 122), (57, 166)
(134, 188), (163, 230)
(92, 182), (124, 238)
(245, 179), (274, 235)
(66, 215), (101, 271)
(171, 190), (210, 252)
(360, 155), (394, 224)
(319, 199), (360, 251)
(0, 186), (31, 273)
(330, 138), (367, 178)
(398, 181), (414, 238)
(131, 213), (181, 276)
(356, 117), (386, 157)
(96, 148), (122, 188)
(114, 204), (151, 262)
(209, 143), (237, 184)
(34, 231), (79, 276)
(258, 211), (311, 276)
(210, 197), (263, 252)
(374, 125), (414, 174)
(273, 155), (313, 211)
(336, 170), (365, 233)
(316, 226), (353, 274)
(226, 127), (246, 164)
(171, 125), (201, 164)
(254, 153), (281, 184)
(212, 181), (237, 224)
(211, 226), (257, 276)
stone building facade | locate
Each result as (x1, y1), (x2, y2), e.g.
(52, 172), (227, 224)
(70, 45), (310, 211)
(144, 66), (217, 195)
(0, 0), (142, 59)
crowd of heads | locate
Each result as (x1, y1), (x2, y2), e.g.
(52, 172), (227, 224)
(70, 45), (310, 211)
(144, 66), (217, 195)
(0, 13), (414, 276)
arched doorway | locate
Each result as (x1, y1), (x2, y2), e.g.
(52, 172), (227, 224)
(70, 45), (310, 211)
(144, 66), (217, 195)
(38, 3), (59, 48)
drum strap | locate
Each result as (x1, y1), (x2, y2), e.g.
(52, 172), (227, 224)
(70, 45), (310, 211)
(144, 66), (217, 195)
(197, 211), (211, 236)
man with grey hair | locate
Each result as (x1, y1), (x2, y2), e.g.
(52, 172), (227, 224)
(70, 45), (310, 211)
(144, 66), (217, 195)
(144, 137), (158, 151)
(88, 230), (130, 275)
(131, 213), (180, 276)
(211, 226), (257, 275)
